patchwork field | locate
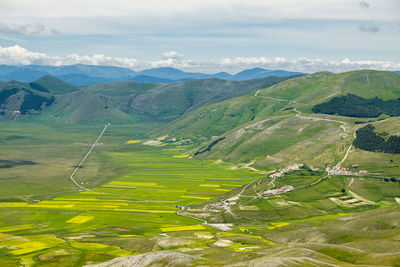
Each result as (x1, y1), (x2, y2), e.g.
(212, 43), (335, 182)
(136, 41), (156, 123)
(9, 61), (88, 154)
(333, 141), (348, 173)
(186, 169), (400, 224)
(1, 122), (400, 266)
(0, 127), (266, 266)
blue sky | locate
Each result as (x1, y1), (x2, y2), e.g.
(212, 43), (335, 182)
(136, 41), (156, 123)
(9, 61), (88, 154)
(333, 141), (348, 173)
(0, 0), (399, 73)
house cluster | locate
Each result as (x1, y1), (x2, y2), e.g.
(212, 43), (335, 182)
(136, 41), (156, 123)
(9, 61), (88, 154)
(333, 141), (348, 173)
(206, 202), (226, 212)
(326, 165), (354, 175)
(269, 163), (304, 178)
(260, 185), (294, 196)
(206, 196), (239, 212)
(326, 164), (368, 176)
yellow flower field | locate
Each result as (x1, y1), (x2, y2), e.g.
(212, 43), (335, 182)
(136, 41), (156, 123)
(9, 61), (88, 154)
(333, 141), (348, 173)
(126, 140), (141, 144)
(66, 215), (94, 224)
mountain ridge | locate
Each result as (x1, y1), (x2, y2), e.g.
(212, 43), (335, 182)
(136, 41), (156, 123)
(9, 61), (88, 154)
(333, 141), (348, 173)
(0, 64), (306, 85)
(0, 74), (297, 123)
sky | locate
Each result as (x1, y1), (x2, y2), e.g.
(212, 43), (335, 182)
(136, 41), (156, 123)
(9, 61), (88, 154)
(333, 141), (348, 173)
(0, 0), (399, 73)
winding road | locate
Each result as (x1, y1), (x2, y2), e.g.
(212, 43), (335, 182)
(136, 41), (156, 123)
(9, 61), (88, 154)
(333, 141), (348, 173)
(254, 89), (354, 165)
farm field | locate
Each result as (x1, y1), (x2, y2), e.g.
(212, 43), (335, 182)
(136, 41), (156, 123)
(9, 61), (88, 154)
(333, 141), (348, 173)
(0, 121), (162, 201)
(186, 168), (400, 224)
(0, 123), (265, 265)
(1, 122), (400, 266)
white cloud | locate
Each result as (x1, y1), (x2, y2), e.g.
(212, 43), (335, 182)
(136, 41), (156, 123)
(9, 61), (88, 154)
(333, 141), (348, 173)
(0, 0), (399, 36)
(161, 51), (183, 61)
(0, 45), (399, 73)
(0, 21), (45, 36)
(1, 0), (398, 21)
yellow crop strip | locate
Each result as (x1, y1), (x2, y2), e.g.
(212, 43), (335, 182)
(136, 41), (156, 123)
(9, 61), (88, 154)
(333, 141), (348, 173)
(32, 204), (75, 209)
(215, 188), (230, 192)
(126, 140), (141, 144)
(180, 195), (211, 200)
(0, 224), (35, 233)
(161, 224), (206, 232)
(10, 241), (49, 255)
(54, 198), (99, 201)
(0, 202), (28, 208)
(106, 181), (158, 187)
(172, 154), (189, 158)
(199, 184), (220, 187)
(114, 209), (175, 213)
(66, 215), (94, 224)
(119, 234), (136, 237)
(80, 191), (106, 195)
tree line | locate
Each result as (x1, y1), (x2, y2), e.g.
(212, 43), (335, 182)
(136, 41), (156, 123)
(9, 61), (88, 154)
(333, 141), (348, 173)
(312, 94), (400, 118)
(353, 124), (400, 154)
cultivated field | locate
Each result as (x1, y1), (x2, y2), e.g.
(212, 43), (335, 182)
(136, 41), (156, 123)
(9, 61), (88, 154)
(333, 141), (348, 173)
(1, 122), (400, 266)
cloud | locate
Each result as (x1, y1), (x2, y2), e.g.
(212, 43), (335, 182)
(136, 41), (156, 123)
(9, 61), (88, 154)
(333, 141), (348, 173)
(359, 1), (370, 9)
(0, 21), (46, 36)
(51, 28), (61, 35)
(0, 45), (399, 73)
(358, 22), (380, 33)
(161, 51), (183, 60)
(1, 0), (398, 36)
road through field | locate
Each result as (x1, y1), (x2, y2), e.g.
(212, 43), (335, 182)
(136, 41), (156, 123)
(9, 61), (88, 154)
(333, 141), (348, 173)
(69, 123), (109, 190)
(67, 123), (217, 227)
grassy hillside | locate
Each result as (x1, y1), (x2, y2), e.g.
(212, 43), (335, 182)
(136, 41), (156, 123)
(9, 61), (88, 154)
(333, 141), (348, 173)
(344, 117), (400, 177)
(156, 70), (400, 172)
(86, 75), (297, 121)
(1, 75), (296, 124)
(258, 70), (400, 108)
(0, 80), (55, 119)
(29, 75), (80, 95)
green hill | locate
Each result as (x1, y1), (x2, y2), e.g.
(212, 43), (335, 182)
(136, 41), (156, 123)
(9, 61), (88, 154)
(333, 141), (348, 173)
(257, 70), (400, 108)
(86, 75), (297, 121)
(156, 70), (400, 172)
(0, 80), (55, 119)
(1, 75), (297, 123)
(29, 75), (80, 95)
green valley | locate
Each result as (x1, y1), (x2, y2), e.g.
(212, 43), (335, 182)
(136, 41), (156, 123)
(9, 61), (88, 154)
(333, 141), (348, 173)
(1, 70), (400, 266)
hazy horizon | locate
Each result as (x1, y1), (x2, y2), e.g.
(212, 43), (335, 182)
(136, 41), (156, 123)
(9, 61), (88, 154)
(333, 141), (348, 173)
(0, 0), (399, 73)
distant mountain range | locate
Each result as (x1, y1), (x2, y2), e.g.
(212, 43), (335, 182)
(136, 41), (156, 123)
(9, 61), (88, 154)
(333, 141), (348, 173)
(0, 64), (305, 86)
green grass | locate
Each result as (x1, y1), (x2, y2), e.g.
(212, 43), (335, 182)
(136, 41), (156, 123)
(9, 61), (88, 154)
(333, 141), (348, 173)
(187, 169), (400, 225)
(0, 125), (267, 265)
(156, 70), (400, 174)
(258, 70), (400, 105)
(0, 121), (162, 200)
(1, 113), (400, 265)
